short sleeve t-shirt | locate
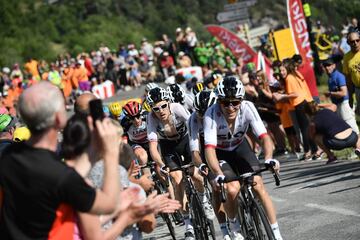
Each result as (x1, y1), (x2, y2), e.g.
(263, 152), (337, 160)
(343, 50), (360, 87)
(285, 73), (312, 107)
(0, 142), (96, 240)
(313, 109), (351, 138)
(328, 70), (349, 104)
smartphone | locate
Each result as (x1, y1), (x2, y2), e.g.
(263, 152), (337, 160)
(89, 99), (105, 126)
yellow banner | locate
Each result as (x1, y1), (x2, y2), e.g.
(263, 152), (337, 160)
(273, 28), (297, 61)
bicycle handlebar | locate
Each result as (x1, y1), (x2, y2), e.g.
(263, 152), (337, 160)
(219, 163), (280, 203)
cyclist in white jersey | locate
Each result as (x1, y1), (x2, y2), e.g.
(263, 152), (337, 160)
(204, 76), (283, 240)
(146, 87), (204, 240)
(189, 90), (235, 240)
(121, 101), (151, 169)
(167, 83), (194, 113)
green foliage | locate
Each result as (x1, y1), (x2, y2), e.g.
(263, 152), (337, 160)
(0, 0), (359, 67)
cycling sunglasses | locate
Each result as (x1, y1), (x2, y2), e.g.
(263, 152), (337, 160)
(218, 99), (242, 108)
(129, 114), (141, 120)
(152, 103), (168, 112)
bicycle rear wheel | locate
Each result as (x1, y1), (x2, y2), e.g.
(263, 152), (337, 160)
(250, 198), (275, 240)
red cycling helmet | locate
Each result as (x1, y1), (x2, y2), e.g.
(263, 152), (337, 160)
(123, 101), (142, 118)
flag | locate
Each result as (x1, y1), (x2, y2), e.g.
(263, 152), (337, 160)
(206, 25), (274, 82)
(287, 0), (319, 97)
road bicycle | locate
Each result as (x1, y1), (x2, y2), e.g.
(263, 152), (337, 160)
(170, 159), (216, 240)
(141, 161), (177, 240)
(219, 163), (280, 240)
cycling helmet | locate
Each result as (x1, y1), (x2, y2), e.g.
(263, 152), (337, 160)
(216, 75), (245, 99)
(192, 82), (205, 95)
(145, 82), (159, 92)
(123, 101), (142, 118)
(142, 100), (151, 112)
(108, 102), (122, 118)
(194, 91), (217, 115)
(13, 126), (31, 142)
(167, 84), (185, 104)
(146, 87), (169, 106)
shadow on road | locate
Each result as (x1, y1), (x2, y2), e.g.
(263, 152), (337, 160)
(271, 161), (360, 189)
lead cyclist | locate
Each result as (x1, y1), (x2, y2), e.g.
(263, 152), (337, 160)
(203, 76), (283, 240)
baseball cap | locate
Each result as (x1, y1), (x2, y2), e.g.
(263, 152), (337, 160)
(322, 57), (335, 66)
(0, 114), (17, 132)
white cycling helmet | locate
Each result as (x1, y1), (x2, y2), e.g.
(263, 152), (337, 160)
(194, 90), (217, 115)
(167, 84), (186, 104)
(216, 75), (245, 99)
(145, 82), (159, 92)
(146, 87), (170, 106)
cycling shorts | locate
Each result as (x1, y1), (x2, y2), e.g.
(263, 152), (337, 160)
(159, 135), (192, 171)
(215, 138), (260, 177)
(128, 140), (153, 163)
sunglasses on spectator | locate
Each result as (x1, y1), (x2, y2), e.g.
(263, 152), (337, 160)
(218, 99), (242, 108)
(130, 114), (141, 120)
(152, 103), (168, 112)
(349, 39), (360, 44)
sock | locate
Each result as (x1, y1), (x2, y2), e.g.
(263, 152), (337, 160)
(271, 222), (283, 240)
(229, 218), (241, 233)
(220, 223), (229, 237)
(198, 191), (208, 203)
(183, 215), (193, 232)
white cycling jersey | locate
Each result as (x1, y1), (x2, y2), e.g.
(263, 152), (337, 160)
(204, 100), (267, 151)
(188, 112), (203, 152)
(183, 94), (194, 113)
(147, 103), (190, 141)
(126, 115), (148, 144)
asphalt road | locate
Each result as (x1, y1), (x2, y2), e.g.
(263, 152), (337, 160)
(141, 156), (360, 240)
(107, 85), (360, 240)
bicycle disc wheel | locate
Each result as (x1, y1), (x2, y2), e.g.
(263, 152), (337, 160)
(250, 198), (275, 240)
(161, 213), (176, 240)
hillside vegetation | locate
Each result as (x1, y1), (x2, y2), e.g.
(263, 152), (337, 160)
(0, 0), (358, 66)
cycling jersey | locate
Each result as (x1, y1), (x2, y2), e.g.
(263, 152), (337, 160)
(204, 101), (267, 151)
(123, 114), (148, 144)
(147, 103), (190, 141)
(188, 112), (204, 152)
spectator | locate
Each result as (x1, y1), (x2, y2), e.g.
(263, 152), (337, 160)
(323, 57), (359, 134)
(0, 114), (17, 155)
(72, 60), (90, 92)
(185, 27), (198, 65)
(305, 101), (360, 164)
(160, 52), (175, 79)
(162, 34), (176, 65)
(63, 114), (168, 239)
(0, 81), (121, 239)
(277, 59), (318, 160)
(24, 57), (40, 81)
(343, 29), (360, 113)
(175, 27), (187, 53)
(178, 51), (192, 68)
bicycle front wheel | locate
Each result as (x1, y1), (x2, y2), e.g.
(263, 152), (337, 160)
(250, 198), (275, 240)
